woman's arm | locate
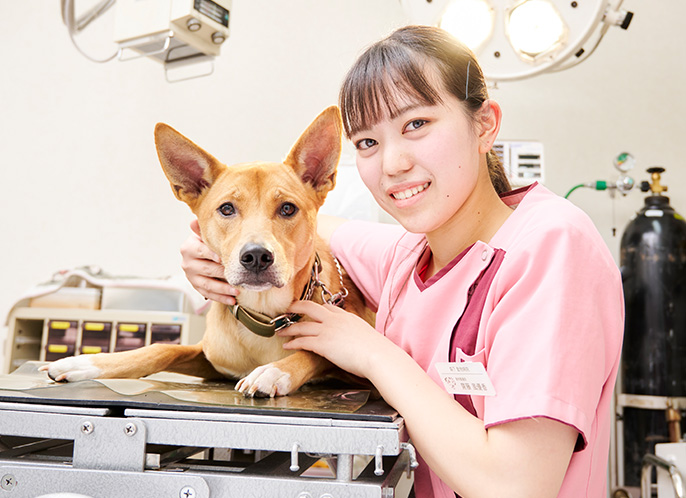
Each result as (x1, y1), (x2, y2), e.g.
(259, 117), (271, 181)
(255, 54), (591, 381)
(279, 301), (577, 498)
(369, 339), (577, 498)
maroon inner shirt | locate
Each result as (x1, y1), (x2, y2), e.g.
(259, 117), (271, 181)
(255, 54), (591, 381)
(418, 246), (506, 415)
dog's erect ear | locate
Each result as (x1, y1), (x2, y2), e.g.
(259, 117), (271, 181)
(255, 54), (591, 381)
(284, 106), (342, 201)
(155, 123), (225, 209)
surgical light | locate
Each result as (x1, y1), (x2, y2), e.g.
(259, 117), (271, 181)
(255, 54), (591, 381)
(439, 0), (494, 52)
(507, 1), (565, 58)
(400, 0), (634, 82)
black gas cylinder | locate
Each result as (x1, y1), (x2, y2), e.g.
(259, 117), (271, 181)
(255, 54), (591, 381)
(621, 169), (686, 396)
(619, 167), (686, 486)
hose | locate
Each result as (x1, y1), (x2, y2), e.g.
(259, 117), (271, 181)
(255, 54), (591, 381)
(61, 0), (120, 63)
(565, 181), (609, 199)
(565, 184), (587, 199)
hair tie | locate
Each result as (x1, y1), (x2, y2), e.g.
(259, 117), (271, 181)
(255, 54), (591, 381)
(465, 60), (471, 100)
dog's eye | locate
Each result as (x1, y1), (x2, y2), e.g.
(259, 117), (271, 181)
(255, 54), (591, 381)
(218, 202), (236, 217)
(279, 202), (298, 218)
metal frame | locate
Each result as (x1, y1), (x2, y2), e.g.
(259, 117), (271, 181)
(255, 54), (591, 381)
(0, 400), (414, 497)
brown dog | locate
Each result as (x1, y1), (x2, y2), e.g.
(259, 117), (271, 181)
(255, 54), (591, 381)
(42, 107), (369, 397)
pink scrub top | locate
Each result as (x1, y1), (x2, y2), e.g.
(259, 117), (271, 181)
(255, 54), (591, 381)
(330, 183), (624, 498)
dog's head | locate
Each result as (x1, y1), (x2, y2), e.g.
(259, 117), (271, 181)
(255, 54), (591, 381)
(155, 107), (342, 299)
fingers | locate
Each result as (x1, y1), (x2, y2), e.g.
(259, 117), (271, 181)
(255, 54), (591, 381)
(282, 336), (315, 352)
(180, 225), (238, 305)
(181, 247), (228, 285)
(184, 257), (225, 280)
(280, 328), (326, 355)
(279, 301), (349, 340)
(287, 300), (341, 318)
(277, 310), (337, 355)
(190, 218), (202, 237)
(277, 321), (322, 338)
(181, 232), (221, 265)
(182, 256), (238, 304)
(196, 276), (238, 306)
(277, 313), (328, 355)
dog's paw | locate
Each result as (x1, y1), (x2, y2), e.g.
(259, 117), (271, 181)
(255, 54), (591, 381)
(235, 364), (293, 398)
(39, 355), (103, 382)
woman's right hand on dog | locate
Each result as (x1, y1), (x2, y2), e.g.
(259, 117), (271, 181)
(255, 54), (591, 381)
(181, 219), (239, 306)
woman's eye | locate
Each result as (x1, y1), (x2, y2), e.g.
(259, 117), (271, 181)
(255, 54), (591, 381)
(355, 138), (377, 150)
(404, 119), (427, 132)
(279, 202), (298, 218)
(218, 202), (236, 217)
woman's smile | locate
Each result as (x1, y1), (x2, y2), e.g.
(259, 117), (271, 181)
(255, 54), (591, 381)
(389, 181), (431, 201)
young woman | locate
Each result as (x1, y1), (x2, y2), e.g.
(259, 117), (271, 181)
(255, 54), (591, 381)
(182, 26), (624, 498)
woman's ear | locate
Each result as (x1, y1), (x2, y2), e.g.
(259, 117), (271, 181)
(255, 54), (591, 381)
(476, 100), (502, 154)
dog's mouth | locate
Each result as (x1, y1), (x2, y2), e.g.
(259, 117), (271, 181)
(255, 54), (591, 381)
(229, 271), (286, 292)
(239, 281), (280, 292)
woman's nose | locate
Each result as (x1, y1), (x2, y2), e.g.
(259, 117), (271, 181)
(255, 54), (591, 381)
(381, 142), (413, 177)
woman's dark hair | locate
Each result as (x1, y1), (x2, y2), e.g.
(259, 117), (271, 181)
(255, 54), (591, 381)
(339, 25), (511, 194)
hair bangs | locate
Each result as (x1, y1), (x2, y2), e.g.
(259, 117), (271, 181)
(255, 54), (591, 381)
(340, 42), (443, 138)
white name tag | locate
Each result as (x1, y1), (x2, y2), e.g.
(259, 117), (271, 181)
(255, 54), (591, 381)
(436, 362), (496, 396)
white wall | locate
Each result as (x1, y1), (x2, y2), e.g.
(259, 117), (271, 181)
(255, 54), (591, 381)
(1, 0), (681, 357)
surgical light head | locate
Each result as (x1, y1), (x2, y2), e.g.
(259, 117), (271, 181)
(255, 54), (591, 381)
(400, 0), (634, 82)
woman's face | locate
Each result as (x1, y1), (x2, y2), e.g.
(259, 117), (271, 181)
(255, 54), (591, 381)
(350, 84), (483, 236)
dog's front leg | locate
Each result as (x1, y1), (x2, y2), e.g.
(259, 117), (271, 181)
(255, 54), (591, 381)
(235, 351), (333, 397)
(41, 343), (219, 382)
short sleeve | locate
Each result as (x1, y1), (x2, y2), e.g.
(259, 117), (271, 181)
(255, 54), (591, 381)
(481, 220), (624, 448)
(329, 220), (406, 311)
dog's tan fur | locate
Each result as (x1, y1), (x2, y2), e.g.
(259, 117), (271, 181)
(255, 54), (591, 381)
(43, 107), (370, 397)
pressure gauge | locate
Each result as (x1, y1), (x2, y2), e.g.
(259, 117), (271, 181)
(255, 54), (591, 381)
(614, 152), (635, 173)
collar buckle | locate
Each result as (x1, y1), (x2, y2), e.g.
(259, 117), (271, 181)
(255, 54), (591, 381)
(271, 314), (296, 332)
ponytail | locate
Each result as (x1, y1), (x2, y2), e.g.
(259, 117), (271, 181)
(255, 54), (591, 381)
(487, 149), (511, 194)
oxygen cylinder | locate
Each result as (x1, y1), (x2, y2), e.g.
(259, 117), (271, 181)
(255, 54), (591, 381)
(619, 167), (686, 486)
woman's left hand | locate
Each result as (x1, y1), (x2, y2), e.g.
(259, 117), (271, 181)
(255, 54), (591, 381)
(278, 301), (389, 379)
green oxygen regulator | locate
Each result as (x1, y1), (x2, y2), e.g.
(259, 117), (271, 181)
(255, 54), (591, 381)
(565, 152), (637, 199)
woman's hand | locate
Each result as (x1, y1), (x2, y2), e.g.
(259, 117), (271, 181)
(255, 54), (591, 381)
(278, 300), (392, 379)
(181, 219), (239, 306)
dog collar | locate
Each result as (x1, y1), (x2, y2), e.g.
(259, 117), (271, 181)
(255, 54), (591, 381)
(229, 305), (300, 338)
(229, 253), (348, 338)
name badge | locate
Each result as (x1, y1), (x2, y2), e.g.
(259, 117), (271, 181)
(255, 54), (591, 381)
(436, 362), (496, 396)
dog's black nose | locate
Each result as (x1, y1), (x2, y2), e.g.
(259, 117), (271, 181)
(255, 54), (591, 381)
(240, 244), (274, 272)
